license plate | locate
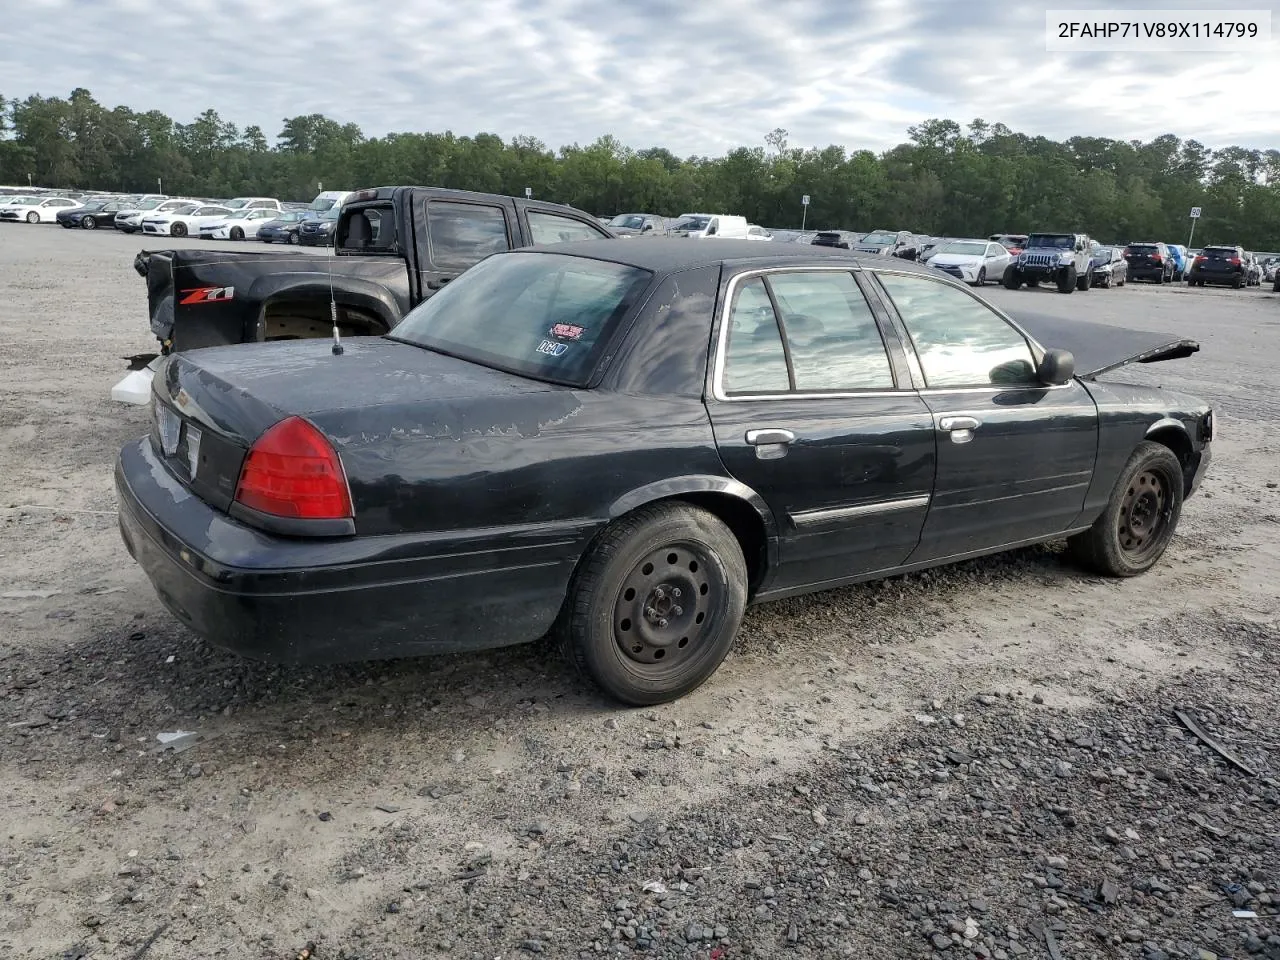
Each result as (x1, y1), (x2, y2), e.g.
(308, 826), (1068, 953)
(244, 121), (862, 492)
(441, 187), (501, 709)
(157, 402), (180, 456)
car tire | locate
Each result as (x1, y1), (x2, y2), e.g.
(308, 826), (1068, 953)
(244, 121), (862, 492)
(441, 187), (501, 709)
(1100, 274), (1111, 289)
(558, 502), (747, 706)
(26, 211), (39, 224)
(969, 267), (985, 288)
(1076, 269), (1092, 291)
(171, 222), (187, 237)
(1067, 440), (1183, 578)
(1057, 266), (1076, 294)
(288, 232), (300, 245)
(1232, 276), (1243, 289)
(82, 216), (98, 230)
(231, 227), (244, 241)
(1002, 268), (1021, 290)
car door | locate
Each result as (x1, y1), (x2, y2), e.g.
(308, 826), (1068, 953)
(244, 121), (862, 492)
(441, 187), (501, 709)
(868, 269), (1099, 562)
(985, 243), (1011, 281)
(416, 198), (516, 294)
(705, 267), (937, 591)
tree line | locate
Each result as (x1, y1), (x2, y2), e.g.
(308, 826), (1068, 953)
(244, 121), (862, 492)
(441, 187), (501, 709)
(1, 88), (1278, 248)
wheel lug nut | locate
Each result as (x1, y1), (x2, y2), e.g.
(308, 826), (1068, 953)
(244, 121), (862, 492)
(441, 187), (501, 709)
(654, 586), (665, 599)
(671, 588), (681, 599)
(672, 606), (683, 616)
(658, 618), (668, 628)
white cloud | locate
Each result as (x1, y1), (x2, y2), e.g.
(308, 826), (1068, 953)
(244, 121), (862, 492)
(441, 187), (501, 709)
(7, 0), (1279, 154)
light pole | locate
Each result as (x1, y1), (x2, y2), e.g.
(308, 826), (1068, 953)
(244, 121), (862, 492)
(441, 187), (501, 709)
(801, 194), (810, 231)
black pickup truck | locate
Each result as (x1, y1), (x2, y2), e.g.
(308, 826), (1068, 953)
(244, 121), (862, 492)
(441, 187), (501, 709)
(133, 186), (617, 354)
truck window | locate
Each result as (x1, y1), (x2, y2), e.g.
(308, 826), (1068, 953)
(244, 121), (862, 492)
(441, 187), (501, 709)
(426, 201), (510, 270)
(527, 211), (608, 245)
(341, 206), (399, 254)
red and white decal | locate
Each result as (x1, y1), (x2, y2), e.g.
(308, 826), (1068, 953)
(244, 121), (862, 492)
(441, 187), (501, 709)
(179, 285), (236, 305)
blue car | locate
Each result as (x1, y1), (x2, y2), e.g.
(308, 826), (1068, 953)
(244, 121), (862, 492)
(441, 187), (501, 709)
(1166, 244), (1189, 281)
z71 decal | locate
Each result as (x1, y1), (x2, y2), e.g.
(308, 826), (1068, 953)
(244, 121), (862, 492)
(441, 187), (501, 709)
(179, 285), (236, 305)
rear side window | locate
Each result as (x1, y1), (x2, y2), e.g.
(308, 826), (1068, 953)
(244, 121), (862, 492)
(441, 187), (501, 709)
(426, 201), (510, 270)
(527, 211), (607, 244)
(723, 279), (790, 394)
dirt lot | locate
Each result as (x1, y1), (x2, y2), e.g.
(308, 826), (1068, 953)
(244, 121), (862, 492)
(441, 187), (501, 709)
(2, 226), (1278, 960)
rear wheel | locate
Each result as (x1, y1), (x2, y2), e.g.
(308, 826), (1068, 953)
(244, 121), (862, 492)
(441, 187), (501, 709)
(82, 216), (98, 230)
(559, 502), (747, 706)
(171, 221), (187, 237)
(230, 226), (244, 241)
(1068, 441), (1183, 577)
(1232, 275), (1243, 289)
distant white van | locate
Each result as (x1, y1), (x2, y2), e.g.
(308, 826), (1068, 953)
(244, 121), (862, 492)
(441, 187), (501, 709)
(668, 212), (750, 239)
(309, 190), (352, 213)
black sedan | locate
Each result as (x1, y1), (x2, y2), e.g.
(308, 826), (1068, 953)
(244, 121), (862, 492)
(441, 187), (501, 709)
(115, 240), (1212, 705)
(57, 198), (129, 229)
(257, 210), (311, 244)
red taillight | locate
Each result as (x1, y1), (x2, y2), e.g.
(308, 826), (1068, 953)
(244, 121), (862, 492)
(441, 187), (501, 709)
(1229, 257), (1241, 265)
(234, 416), (352, 520)
(1195, 255), (1207, 263)
(1151, 253), (1163, 261)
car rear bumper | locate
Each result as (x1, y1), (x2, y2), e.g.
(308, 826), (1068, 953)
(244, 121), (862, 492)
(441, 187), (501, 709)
(115, 437), (591, 665)
(1126, 266), (1166, 279)
(1189, 270), (1241, 284)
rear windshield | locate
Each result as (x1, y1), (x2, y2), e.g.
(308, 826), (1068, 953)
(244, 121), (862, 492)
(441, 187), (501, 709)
(337, 204), (398, 254)
(1127, 244), (1159, 253)
(390, 252), (653, 386)
(1202, 247), (1236, 256)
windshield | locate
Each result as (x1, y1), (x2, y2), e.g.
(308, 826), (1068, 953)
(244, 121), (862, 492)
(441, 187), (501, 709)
(1094, 247), (1113, 258)
(1027, 234), (1075, 249)
(2, 196), (36, 205)
(135, 199), (163, 211)
(277, 211), (305, 222)
(936, 241), (986, 256)
(860, 232), (897, 245)
(310, 196), (341, 211)
(391, 252), (652, 387)
(609, 214), (646, 229)
(670, 215), (710, 231)
(222, 198), (255, 209)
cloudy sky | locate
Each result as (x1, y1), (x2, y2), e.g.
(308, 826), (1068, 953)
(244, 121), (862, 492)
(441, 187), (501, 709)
(7, 0), (1279, 155)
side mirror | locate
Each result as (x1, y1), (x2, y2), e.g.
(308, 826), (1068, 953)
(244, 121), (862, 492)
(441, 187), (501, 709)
(1037, 348), (1075, 385)
(643, 223), (653, 232)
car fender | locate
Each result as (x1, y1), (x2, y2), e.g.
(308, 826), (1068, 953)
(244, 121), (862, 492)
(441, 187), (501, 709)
(607, 475), (781, 582)
(247, 275), (402, 335)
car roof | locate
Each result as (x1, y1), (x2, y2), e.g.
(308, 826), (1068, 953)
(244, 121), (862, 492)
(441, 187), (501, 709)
(517, 238), (939, 276)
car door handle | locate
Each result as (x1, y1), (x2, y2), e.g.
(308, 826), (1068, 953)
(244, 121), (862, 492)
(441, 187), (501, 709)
(745, 428), (795, 460)
(745, 428), (796, 445)
(938, 415), (980, 443)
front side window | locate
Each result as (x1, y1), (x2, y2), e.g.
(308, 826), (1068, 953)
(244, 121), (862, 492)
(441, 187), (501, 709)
(875, 273), (1037, 388)
(426, 201), (509, 270)
(527, 211), (607, 245)
(391, 251), (651, 386)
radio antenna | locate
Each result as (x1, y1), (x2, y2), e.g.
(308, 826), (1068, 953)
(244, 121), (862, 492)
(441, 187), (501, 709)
(327, 211), (343, 355)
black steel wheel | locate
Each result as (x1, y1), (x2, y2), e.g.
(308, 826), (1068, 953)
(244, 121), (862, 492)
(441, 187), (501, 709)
(1068, 441), (1183, 577)
(559, 502), (747, 705)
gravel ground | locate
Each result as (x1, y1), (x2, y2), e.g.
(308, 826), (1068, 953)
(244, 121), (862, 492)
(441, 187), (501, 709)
(1, 225), (1278, 959)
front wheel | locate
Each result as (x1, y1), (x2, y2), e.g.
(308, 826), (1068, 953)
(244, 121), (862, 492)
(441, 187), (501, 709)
(230, 227), (244, 241)
(171, 221), (187, 237)
(288, 231), (300, 245)
(1068, 441), (1183, 577)
(1057, 266), (1076, 293)
(1076, 269), (1092, 291)
(82, 216), (98, 230)
(969, 267), (986, 288)
(558, 502), (747, 706)
(26, 211), (39, 224)
(1003, 268), (1021, 290)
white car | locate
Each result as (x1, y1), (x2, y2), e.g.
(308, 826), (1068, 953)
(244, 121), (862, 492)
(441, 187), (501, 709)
(0, 195), (81, 223)
(116, 198), (199, 234)
(141, 204), (233, 237)
(746, 224), (774, 241)
(221, 196), (284, 212)
(928, 239), (1013, 286)
(200, 208), (280, 240)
